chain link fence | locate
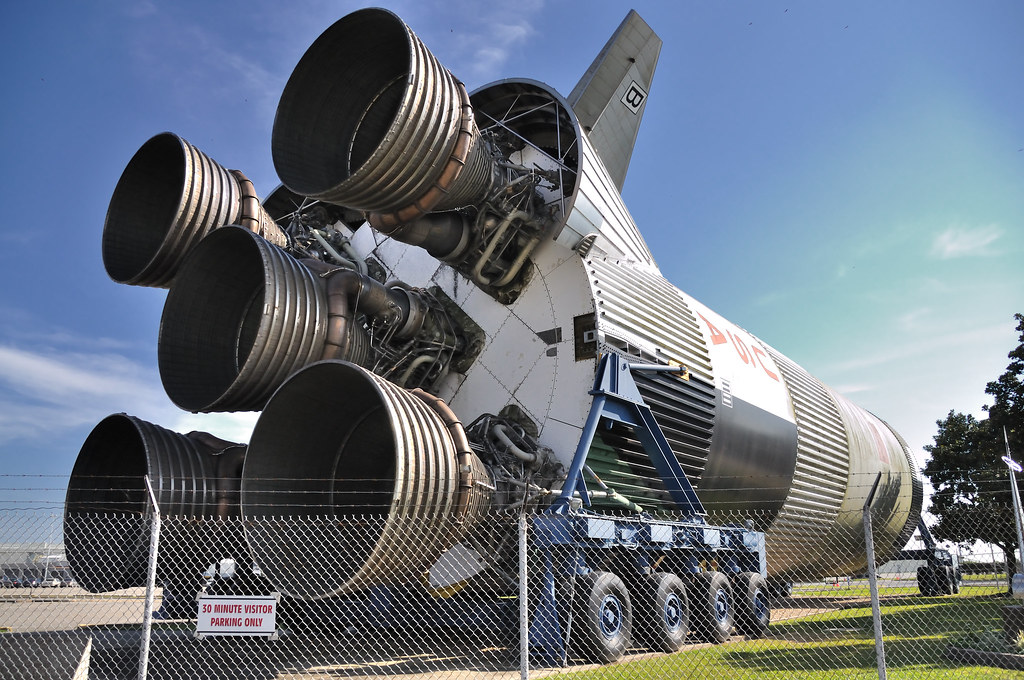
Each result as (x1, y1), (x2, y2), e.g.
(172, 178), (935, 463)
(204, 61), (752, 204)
(2, 486), (1022, 679)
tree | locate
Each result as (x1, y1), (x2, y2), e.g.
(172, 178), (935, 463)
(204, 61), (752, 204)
(922, 313), (1024, 580)
(985, 313), (1024, 452)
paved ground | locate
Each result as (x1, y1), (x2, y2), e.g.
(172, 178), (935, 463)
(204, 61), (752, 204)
(0, 588), (158, 632)
(0, 591), (843, 679)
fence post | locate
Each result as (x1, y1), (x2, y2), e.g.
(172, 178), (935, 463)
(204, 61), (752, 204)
(863, 472), (887, 680)
(138, 475), (162, 680)
(519, 513), (529, 680)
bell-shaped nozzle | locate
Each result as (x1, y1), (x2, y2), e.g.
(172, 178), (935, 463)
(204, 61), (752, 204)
(241, 360), (492, 599)
(64, 414), (245, 593)
(158, 226), (383, 413)
(271, 8), (498, 230)
(103, 132), (286, 288)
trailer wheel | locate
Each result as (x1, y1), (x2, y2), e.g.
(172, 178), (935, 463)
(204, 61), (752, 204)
(688, 571), (734, 643)
(734, 572), (770, 638)
(768, 577), (792, 599)
(636, 572), (689, 652)
(572, 571), (633, 663)
(917, 566), (935, 596)
(940, 566), (955, 595)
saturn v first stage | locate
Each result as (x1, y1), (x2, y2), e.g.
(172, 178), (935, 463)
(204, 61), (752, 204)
(66, 8), (921, 605)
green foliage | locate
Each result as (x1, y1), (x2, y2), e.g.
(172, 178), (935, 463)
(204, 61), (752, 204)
(986, 312), (1024, 449)
(923, 313), (1024, 557)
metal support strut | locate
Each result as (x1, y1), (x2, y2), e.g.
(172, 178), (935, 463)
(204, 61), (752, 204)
(549, 352), (706, 517)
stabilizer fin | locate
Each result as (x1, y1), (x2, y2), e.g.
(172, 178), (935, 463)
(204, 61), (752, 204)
(568, 11), (661, 191)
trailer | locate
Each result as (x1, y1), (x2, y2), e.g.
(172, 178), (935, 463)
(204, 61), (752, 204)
(898, 519), (960, 596)
(526, 352), (768, 663)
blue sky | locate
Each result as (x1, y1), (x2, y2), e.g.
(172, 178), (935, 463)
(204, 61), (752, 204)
(1, 1), (1021, 500)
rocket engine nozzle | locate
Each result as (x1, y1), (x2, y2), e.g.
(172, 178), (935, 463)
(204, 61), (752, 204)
(240, 360), (492, 599)
(159, 226), (462, 413)
(64, 414), (245, 593)
(102, 132), (286, 288)
(271, 8), (499, 247)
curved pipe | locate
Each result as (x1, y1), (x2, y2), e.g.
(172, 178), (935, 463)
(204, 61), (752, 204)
(376, 212), (475, 262)
(64, 414), (244, 593)
(103, 132), (285, 288)
(241, 360), (493, 599)
(471, 210), (533, 286)
(491, 423), (538, 466)
(271, 8), (497, 219)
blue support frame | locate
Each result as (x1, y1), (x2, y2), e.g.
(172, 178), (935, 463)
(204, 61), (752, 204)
(527, 353), (768, 665)
(548, 352), (707, 518)
(531, 352), (712, 664)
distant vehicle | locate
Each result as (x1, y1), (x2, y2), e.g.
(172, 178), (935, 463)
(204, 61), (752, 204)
(1, 575), (20, 588)
(22, 576), (40, 588)
(897, 519), (961, 596)
(40, 576), (63, 587)
(60, 576), (77, 588)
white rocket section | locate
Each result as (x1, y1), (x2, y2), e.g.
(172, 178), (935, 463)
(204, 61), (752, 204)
(554, 126), (657, 268)
(683, 297), (795, 426)
(352, 217), (598, 468)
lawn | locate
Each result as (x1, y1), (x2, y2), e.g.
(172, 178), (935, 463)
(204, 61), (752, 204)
(551, 587), (1017, 679)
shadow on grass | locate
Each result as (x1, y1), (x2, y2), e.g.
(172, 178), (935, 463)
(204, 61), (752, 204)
(718, 594), (1006, 674)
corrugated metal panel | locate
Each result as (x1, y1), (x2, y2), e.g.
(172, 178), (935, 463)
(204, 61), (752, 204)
(581, 257), (717, 513)
(572, 132), (655, 265)
(763, 347), (851, 574)
(587, 257), (713, 382)
(884, 423), (924, 554)
(635, 371), (716, 479)
(588, 371), (716, 513)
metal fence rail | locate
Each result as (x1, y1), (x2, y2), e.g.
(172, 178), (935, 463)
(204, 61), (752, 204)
(1, 496), (1021, 679)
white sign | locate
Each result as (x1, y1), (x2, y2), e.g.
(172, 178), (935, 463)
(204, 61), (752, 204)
(621, 80), (647, 114)
(196, 594), (279, 638)
(1004, 455), (1022, 473)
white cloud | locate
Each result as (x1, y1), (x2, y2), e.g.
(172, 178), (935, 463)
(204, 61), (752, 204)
(895, 307), (931, 332)
(823, 321), (1007, 375)
(0, 345), (170, 443)
(435, 1), (542, 83)
(930, 224), (1003, 259)
(0, 342), (260, 448)
(0, 346), (155, 407)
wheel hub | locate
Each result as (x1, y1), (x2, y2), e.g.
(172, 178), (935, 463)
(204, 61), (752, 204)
(599, 594), (623, 637)
(714, 588), (730, 623)
(664, 592), (682, 630)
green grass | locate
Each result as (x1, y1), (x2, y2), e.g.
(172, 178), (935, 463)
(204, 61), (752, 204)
(554, 589), (1016, 679)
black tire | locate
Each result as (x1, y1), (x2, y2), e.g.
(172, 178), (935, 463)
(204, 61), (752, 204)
(572, 571), (633, 663)
(768, 577), (792, 600)
(636, 572), (690, 653)
(734, 571), (771, 638)
(917, 565), (935, 596)
(687, 571), (734, 644)
(940, 565), (955, 595)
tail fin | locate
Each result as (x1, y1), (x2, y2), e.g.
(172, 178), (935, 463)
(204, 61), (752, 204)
(568, 11), (661, 191)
